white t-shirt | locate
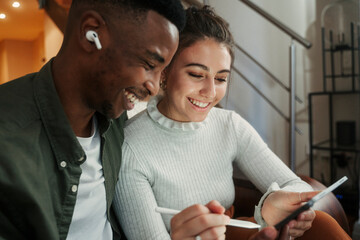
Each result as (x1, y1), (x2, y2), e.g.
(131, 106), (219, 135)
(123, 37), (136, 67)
(67, 117), (112, 240)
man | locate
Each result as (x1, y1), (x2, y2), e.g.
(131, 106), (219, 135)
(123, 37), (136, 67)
(0, 0), (182, 239)
(0, 0), (286, 239)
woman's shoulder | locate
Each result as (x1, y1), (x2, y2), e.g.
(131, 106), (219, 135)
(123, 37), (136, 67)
(125, 109), (147, 126)
(210, 107), (232, 117)
(124, 109), (154, 136)
(209, 107), (256, 134)
(209, 107), (246, 123)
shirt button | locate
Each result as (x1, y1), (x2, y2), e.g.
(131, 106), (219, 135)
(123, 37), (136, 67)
(71, 185), (78, 193)
(60, 161), (67, 168)
(78, 156), (85, 162)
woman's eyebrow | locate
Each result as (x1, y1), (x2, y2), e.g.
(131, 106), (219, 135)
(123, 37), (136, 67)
(185, 63), (208, 71)
(218, 69), (231, 74)
(185, 63), (230, 74)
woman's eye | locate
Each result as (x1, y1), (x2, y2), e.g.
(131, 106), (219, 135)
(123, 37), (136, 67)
(215, 77), (227, 82)
(188, 73), (203, 78)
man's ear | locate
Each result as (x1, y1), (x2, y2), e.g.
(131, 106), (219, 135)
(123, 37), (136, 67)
(79, 10), (107, 52)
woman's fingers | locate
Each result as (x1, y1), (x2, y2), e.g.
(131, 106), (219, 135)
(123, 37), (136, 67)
(196, 225), (227, 240)
(206, 200), (226, 214)
(287, 209), (315, 238)
(171, 204), (210, 230)
(170, 201), (229, 240)
(263, 190), (319, 226)
(299, 209), (316, 219)
(171, 212), (229, 239)
(297, 191), (320, 203)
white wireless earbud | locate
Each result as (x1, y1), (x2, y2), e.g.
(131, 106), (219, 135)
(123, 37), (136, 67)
(86, 30), (102, 50)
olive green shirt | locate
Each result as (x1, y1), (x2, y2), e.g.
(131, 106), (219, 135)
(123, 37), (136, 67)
(0, 60), (126, 240)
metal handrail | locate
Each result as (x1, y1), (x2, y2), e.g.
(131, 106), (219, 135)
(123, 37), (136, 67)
(232, 65), (304, 136)
(239, 0), (311, 49)
(235, 43), (303, 104)
(232, 67), (288, 121)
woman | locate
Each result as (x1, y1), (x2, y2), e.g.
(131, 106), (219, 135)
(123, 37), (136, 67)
(114, 6), (351, 240)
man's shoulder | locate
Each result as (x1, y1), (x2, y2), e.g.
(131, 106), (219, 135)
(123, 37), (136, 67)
(0, 73), (40, 132)
(0, 73), (36, 94)
(103, 112), (128, 147)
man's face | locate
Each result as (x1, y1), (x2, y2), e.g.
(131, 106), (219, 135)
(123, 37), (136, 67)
(88, 11), (179, 119)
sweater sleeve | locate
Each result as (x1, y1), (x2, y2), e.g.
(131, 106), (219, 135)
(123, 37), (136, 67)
(113, 142), (171, 240)
(229, 112), (313, 226)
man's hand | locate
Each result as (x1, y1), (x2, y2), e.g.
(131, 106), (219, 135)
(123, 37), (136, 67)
(262, 191), (318, 238)
(170, 200), (230, 240)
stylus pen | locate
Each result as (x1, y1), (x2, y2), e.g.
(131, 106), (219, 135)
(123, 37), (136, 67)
(155, 207), (180, 215)
(155, 206), (261, 229)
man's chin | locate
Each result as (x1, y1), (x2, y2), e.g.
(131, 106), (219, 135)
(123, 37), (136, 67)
(124, 99), (135, 111)
(111, 109), (126, 119)
(100, 102), (125, 119)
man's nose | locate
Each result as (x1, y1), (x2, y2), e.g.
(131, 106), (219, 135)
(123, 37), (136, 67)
(144, 71), (161, 96)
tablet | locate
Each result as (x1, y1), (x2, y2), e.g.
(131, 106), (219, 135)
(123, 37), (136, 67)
(274, 176), (348, 230)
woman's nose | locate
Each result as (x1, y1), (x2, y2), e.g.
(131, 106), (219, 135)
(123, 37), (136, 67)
(199, 78), (216, 99)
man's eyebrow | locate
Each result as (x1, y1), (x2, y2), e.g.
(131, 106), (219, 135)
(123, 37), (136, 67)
(185, 63), (231, 74)
(146, 50), (165, 63)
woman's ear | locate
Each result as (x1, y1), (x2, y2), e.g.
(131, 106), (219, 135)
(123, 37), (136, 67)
(161, 69), (167, 79)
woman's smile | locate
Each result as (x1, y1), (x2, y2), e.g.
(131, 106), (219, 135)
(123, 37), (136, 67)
(188, 97), (211, 110)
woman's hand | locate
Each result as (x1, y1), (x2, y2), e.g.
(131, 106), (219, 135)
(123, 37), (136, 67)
(170, 200), (230, 240)
(261, 191), (318, 239)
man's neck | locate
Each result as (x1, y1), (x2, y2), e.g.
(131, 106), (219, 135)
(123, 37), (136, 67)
(52, 56), (95, 137)
(68, 110), (94, 137)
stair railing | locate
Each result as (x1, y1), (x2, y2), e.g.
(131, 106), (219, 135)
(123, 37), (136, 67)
(238, 0), (312, 172)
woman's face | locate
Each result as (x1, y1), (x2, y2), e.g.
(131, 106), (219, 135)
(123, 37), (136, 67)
(158, 38), (232, 122)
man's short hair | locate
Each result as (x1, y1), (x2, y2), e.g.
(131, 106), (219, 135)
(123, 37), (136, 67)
(72, 0), (186, 32)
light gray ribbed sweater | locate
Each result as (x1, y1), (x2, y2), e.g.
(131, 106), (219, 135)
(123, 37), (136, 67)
(113, 96), (312, 240)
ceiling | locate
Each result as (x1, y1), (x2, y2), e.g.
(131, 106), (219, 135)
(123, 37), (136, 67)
(0, 0), (45, 42)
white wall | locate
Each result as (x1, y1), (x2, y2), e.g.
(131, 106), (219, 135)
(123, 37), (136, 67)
(205, 0), (358, 179)
(44, 14), (63, 62)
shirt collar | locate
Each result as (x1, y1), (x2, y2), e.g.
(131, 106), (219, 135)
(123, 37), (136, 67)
(33, 59), (112, 167)
(147, 95), (207, 131)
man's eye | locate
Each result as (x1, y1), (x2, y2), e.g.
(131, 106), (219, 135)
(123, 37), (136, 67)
(189, 73), (203, 78)
(145, 61), (155, 70)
